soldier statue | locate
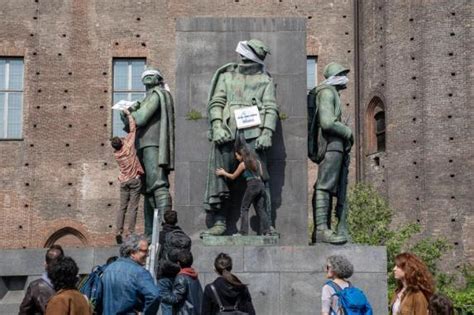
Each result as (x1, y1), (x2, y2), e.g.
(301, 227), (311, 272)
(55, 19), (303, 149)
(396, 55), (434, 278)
(308, 62), (353, 244)
(121, 68), (175, 238)
(202, 39), (279, 236)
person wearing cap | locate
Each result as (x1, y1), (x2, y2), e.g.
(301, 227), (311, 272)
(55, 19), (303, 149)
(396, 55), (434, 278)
(121, 68), (174, 238)
(202, 39), (279, 236)
(308, 62), (353, 244)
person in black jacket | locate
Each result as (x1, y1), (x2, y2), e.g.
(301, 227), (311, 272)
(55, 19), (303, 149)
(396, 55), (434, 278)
(201, 253), (255, 315)
(159, 210), (182, 251)
(19, 245), (64, 315)
(161, 250), (203, 315)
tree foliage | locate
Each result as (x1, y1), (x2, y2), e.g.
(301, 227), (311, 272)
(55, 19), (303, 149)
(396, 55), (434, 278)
(347, 184), (473, 313)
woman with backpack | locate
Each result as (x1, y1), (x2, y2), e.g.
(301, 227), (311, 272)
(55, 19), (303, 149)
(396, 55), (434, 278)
(322, 255), (372, 315)
(391, 252), (434, 315)
(201, 253), (255, 315)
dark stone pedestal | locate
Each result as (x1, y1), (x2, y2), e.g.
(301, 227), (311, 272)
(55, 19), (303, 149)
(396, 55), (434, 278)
(202, 235), (279, 246)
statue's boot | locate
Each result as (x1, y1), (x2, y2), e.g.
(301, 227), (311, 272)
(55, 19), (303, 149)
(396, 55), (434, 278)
(155, 189), (172, 215)
(315, 190), (347, 245)
(144, 189), (171, 241)
(200, 220), (226, 237)
(335, 201), (350, 241)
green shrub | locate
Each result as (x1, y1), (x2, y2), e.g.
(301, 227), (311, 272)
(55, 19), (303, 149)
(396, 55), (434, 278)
(186, 109), (203, 120)
(348, 184), (472, 311)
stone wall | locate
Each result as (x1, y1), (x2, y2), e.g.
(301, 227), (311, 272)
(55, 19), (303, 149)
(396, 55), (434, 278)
(0, 244), (388, 315)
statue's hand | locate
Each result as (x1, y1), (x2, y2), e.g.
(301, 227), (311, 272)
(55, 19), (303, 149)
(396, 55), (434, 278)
(212, 126), (231, 145)
(344, 131), (354, 152)
(128, 101), (140, 112)
(255, 129), (272, 150)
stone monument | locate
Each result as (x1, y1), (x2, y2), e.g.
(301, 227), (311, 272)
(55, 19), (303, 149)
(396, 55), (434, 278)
(174, 17), (308, 245)
(201, 39), (279, 237)
(308, 62), (353, 245)
(121, 69), (175, 238)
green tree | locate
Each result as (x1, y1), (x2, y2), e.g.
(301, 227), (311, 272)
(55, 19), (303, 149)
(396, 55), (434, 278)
(347, 184), (473, 313)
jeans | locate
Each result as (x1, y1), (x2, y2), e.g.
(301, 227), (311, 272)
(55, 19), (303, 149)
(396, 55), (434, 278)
(116, 177), (141, 234)
(240, 179), (271, 235)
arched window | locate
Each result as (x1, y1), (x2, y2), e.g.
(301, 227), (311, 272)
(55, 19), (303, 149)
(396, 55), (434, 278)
(374, 110), (385, 152)
(44, 227), (88, 248)
(366, 96), (386, 154)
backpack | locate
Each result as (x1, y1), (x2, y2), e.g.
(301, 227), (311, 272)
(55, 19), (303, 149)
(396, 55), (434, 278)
(78, 264), (107, 313)
(162, 229), (192, 261)
(325, 281), (373, 315)
(210, 284), (248, 315)
(308, 85), (341, 164)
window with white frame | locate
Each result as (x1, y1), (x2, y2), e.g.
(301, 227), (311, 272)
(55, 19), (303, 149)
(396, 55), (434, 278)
(0, 58), (24, 139)
(112, 59), (146, 137)
(307, 56), (318, 92)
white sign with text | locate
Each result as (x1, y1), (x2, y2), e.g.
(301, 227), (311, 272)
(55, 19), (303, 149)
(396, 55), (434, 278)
(234, 106), (261, 129)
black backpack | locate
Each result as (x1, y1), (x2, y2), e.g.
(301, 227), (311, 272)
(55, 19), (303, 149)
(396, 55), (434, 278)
(308, 86), (338, 164)
(210, 285), (248, 315)
(162, 229), (192, 261)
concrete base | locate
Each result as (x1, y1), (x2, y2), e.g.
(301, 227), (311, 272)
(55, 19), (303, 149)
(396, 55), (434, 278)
(0, 244), (387, 314)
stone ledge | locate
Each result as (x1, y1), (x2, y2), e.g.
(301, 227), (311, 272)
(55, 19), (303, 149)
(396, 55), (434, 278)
(202, 235), (280, 246)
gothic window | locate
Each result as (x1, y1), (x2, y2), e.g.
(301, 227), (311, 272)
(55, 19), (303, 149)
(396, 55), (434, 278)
(366, 96), (386, 154)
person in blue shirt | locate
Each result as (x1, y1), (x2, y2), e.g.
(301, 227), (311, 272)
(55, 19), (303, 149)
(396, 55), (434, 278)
(100, 234), (160, 315)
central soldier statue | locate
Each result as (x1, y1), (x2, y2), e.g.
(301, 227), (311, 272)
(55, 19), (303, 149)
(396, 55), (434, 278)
(202, 39), (279, 236)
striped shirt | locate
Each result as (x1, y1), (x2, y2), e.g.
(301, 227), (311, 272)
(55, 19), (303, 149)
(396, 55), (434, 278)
(114, 113), (144, 183)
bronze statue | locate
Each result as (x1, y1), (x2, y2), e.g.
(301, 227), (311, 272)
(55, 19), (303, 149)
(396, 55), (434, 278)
(308, 62), (352, 244)
(202, 39), (279, 236)
(121, 68), (174, 238)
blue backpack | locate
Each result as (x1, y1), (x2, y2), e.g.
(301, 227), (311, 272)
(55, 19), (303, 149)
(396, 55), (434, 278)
(78, 264), (107, 313)
(325, 281), (373, 315)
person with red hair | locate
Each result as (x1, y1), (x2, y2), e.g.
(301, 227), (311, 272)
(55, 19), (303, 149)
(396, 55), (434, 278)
(391, 252), (435, 314)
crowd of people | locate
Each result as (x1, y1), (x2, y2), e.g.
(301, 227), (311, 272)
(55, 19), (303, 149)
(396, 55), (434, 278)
(18, 211), (455, 315)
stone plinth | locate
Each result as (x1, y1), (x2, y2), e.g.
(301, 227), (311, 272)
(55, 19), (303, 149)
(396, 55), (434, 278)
(174, 17), (308, 245)
(0, 244), (387, 315)
(202, 235), (279, 246)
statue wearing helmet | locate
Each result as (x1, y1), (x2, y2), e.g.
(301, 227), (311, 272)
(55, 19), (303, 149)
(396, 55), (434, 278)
(202, 39), (279, 237)
(308, 62), (353, 244)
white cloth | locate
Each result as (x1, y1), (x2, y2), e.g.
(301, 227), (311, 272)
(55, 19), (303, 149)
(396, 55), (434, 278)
(141, 69), (162, 80)
(112, 100), (136, 111)
(235, 41), (265, 65)
(141, 69), (170, 92)
(321, 75), (349, 86)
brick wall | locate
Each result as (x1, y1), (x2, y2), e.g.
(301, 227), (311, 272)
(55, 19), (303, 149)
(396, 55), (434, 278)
(358, 0), (473, 269)
(0, 0), (354, 248)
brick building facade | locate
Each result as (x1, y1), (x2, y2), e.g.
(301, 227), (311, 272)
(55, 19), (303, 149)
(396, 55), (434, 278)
(0, 0), (471, 268)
